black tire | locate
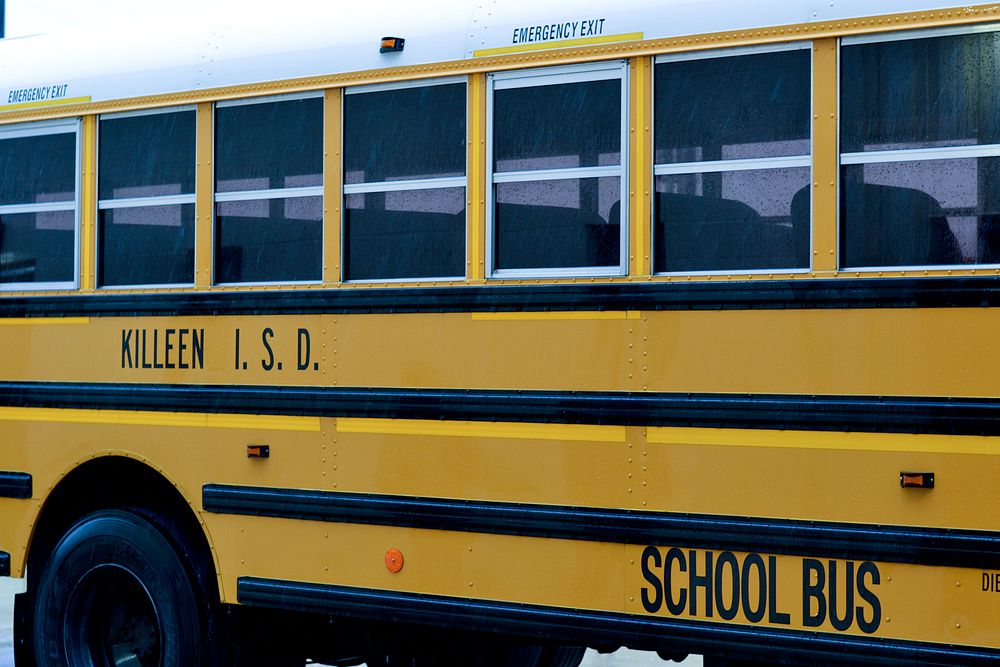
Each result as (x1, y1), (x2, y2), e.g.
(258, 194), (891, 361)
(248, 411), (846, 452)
(537, 646), (586, 667)
(31, 509), (207, 667)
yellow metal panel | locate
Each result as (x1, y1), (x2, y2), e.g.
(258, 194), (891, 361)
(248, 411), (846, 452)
(337, 417), (625, 443)
(628, 57), (652, 278)
(637, 430), (1000, 530)
(0, 406), (318, 431)
(471, 311), (640, 321)
(648, 426), (1000, 455)
(331, 425), (627, 505)
(811, 38), (838, 273)
(466, 73), (486, 281)
(0, 317), (89, 326)
(80, 115), (97, 291)
(195, 102), (214, 288)
(323, 88), (343, 284)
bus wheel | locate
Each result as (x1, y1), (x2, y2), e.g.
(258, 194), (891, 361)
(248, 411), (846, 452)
(31, 509), (207, 667)
(537, 646), (586, 667)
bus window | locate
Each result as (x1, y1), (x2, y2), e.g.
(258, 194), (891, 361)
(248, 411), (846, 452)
(489, 62), (627, 277)
(0, 121), (78, 287)
(98, 108), (196, 287)
(214, 95), (323, 284)
(840, 29), (1000, 268)
(653, 46), (812, 274)
(343, 80), (466, 281)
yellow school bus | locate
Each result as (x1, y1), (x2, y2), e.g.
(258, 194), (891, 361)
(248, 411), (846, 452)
(1, 0), (999, 665)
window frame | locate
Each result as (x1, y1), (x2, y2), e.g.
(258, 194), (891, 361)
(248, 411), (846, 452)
(213, 91), (325, 286)
(96, 105), (197, 289)
(486, 60), (630, 279)
(652, 42), (813, 277)
(341, 75), (468, 284)
(838, 24), (1000, 272)
(0, 118), (81, 291)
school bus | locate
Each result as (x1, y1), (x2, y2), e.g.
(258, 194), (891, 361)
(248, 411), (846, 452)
(0, 0), (999, 665)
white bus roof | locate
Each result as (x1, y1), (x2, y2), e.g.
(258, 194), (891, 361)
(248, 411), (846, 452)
(0, 0), (986, 109)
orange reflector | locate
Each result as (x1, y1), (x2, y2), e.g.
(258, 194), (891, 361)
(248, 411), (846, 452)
(900, 471), (934, 489)
(385, 548), (404, 573)
(246, 444), (269, 459)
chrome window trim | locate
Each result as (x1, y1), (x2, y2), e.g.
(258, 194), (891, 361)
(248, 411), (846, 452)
(343, 176), (467, 195)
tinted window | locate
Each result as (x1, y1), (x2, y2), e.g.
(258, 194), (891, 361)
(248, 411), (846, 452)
(215, 98), (323, 193)
(0, 210), (75, 283)
(494, 78), (621, 171)
(344, 83), (465, 184)
(841, 32), (1000, 152)
(655, 50), (811, 163)
(99, 111), (196, 200)
(0, 133), (75, 204)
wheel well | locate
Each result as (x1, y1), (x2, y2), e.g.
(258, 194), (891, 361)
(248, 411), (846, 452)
(26, 456), (217, 600)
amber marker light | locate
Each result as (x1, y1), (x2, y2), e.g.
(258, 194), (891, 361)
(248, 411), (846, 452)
(380, 37), (405, 53)
(385, 548), (404, 573)
(246, 444), (269, 459)
(900, 471), (934, 489)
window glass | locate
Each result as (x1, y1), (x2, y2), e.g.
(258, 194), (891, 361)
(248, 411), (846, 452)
(494, 78), (621, 171)
(494, 177), (620, 270)
(490, 66), (625, 275)
(98, 110), (196, 286)
(99, 111), (196, 200)
(215, 196), (322, 283)
(841, 32), (1000, 153)
(215, 98), (322, 193)
(655, 169), (810, 272)
(344, 189), (465, 280)
(344, 83), (466, 184)
(0, 133), (75, 204)
(0, 126), (77, 286)
(841, 158), (1000, 267)
(655, 50), (811, 163)
(215, 97), (323, 284)
(653, 48), (811, 273)
(343, 82), (466, 282)
(99, 205), (195, 286)
(0, 210), (75, 283)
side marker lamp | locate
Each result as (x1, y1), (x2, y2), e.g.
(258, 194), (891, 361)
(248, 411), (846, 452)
(380, 37), (405, 53)
(900, 471), (934, 489)
(247, 444), (270, 459)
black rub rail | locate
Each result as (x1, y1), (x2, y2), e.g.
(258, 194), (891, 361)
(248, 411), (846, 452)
(2, 276), (1000, 317)
(4, 382), (1000, 435)
(204, 484), (1000, 570)
(237, 578), (1000, 666)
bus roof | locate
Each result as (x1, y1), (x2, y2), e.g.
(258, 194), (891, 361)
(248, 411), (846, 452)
(0, 0), (983, 109)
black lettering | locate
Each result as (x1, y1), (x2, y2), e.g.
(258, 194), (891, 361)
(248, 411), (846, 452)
(134, 329), (140, 367)
(192, 329), (204, 369)
(597, 18), (606, 34)
(121, 329), (133, 369)
(856, 561), (881, 634)
(297, 328), (311, 370)
(664, 547), (687, 615)
(995, 573), (1000, 592)
(714, 551), (739, 621)
(234, 328), (241, 370)
(985, 572), (990, 592)
(768, 555), (791, 625)
(640, 546), (663, 613)
(689, 550), (713, 617)
(179, 329), (189, 369)
(152, 329), (163, 369)
(141, 329), (152, 369)
(164, 329), (175, 369)
(261, 328), (275, 371)
(829, 560), (855, 631)
(571, 21), (579, 37)
(511, 29), (519, 44)
(741, 553), (766, 623)
(518, 27), (528, 43)
(803, 558), (826, 628)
